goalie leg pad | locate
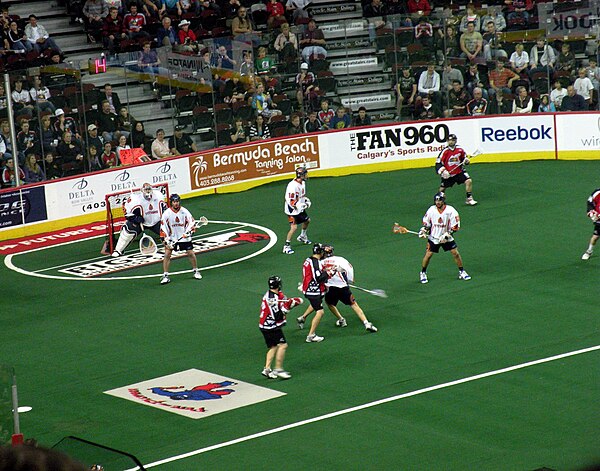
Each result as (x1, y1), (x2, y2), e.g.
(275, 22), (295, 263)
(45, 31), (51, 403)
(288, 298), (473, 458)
(113, 227), (137, 256)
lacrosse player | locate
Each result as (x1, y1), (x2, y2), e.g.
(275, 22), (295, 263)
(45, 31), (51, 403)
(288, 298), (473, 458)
(159, 194), (201, 284)
(581, 188), (600, 260)
(297, 244), (378, 332)
(418, 192), (471, 284)
(111, 182), (167, 257)
(435, 134), (477, 205)
(283, 165), (312, 254)
(259, 276), (303, 379)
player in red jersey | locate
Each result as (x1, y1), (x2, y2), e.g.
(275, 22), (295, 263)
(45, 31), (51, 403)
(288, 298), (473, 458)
(582, 188), (600, 260)
(435, 134), (477, 205)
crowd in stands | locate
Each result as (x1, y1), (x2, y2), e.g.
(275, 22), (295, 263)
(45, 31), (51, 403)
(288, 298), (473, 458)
(1, 0), (599, 188)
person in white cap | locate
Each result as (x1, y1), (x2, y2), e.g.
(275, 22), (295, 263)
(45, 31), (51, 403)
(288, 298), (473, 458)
(177, 19), (198, 52)
(53, 109), (80, 139)
(295, 62), (318, 112)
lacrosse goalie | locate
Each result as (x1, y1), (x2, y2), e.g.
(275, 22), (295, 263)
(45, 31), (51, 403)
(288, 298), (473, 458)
(435, 134), (477, 206)
(581, 187), (600, 260)
(111, 183), (167, 257)
(283, 165), (312, 255)
(418, 192), (471, 284)
(159, 194), (201, 284)
(259, 276), (304, 380)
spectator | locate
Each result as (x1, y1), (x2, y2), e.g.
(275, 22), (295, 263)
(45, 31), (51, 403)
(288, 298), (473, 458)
(151, 128), (173, 159)
(87, 143), (102, 171)
(7, 20), (33, 52)
(266, 0), (285, 30)
(512, 85), (533, 113)
(11, 77), (35, 118)
(528, 37), (556, 79)
(1, 157), (25, 188)
(231, 6), (257, 45)
(251, 82), (282, 120)
(538, 94), (556, 112)
(0, 84), (6, 116)
(157, 15), (178, 47)
(43, 152), (62, 179)
(441, 61), (464, 95)
(56, 131), (85, 175)
(101, 141), (118, 167)
(364, 0), (390, 45)
(414, 94), (441, 119)
(482, 20), (507, 61)
(488, 59), (519, 98)
(23, 153), (45, 183)
(255, 46), (274, 76)
(239, 50), (256, 78)
(459, 21), (483, 62)
(573, 67), (594, 107)
(406, 0), (431, 23)
(53, 108), (80, 139)
(103, 7), (126, 54)
(116, 106), (135, 139)
(83, 0), (108, 43)
(445, 80), (470, 117)
(169, 124), (197, 155)
(160, 0), (182, 19)
(141, 0), (161, 20)
(304, 110), (322, 133)
(414, 16), (434, 49)
(230, 117), (249, 143)
(480, 6), (506, 32)
(29, 76), (56, 115)
(98, 100), (119, 142)
(586, 57), (600, 93)
(459, 3), (481, 33)
(274, 23), (298, 68)
(509, 43), (529, 76)
(286, 114), (303, 135)
(123, 4), (150, 40)
(352, 106), (372, 127)
(285, 0), (310, 22)
(17, 120), (40, 163)
(39, 115), (58, 154)
(486, 88), (512, 115)
(177, 19), (198, 53)
(465, 62), (488, 98)
(560, 84), (587, 111)
(317, 98), (334, 130)
(295, 62), (319, 112)
(550, 79), (568, 110)
(505, 0), (533, 26)
(24, 15), (62, 54)
(249, 114), (271, 141)
(466, 87), (487, 116)
(438, 25), (461, 61)
(556, 42), (575, 75)
(394, 65), (417, 119)
(86, 123), (104, 156)
(136, 41), (161, 77)
(417, 63), (442, 108)
(212, 44), (236, 70)
(180, 0), (200, 16)
(329, 106), (351, 129)
(300, 19), (327, 63)
(223, 0), (241, 21)
(131, 121), (150, 150)
(115, 134), (131, 162)
(221, 75), (247, 104)
(0, 121), (14, 160)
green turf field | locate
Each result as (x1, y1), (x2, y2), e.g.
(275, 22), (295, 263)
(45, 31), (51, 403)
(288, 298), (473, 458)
(1, 160), (599, 470)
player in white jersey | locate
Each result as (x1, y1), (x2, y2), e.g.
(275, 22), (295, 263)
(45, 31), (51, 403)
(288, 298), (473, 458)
(418, 192), (471, 284)
(297, 244), (377, 332)
(111, 182), (167, 257)
(159, 194), (201, 284)
(283, 166), (312, 254)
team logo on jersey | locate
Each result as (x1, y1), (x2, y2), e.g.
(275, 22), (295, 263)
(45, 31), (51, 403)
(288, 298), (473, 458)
(105, 369), (285, 419)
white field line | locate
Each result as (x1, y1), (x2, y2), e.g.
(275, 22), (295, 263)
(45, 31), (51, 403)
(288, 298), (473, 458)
(126, 344), (600, 470)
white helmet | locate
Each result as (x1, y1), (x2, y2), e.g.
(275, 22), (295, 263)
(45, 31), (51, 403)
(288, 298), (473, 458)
(142, 183), (153, 200)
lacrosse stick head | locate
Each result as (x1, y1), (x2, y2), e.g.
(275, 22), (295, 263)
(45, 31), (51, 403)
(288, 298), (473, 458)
(392, 223), (410, 234)
(139, 234), (158, 255)
(196, 216), (208, 227)
(371, 289), (387, 298)
(471, 148), (482, 157)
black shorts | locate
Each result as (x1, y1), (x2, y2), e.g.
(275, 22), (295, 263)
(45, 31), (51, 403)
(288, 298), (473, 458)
(306, 294), (324, 311)
(260, 327), (286, 348)
(427, 239), (457, 253)
(173, 240), (194, 251)
(287, 211), (310, 225)
(594, 221), (600, 236)
(441, 171), (470, 188)
(325, 286), (355, 306)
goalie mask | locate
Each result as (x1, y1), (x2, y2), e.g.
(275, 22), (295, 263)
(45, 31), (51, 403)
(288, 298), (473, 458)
(268, 276), (282, 290)
(434, 192), (446, 203)
(142, 183), (153, 200)
(295, 166), (308, 181)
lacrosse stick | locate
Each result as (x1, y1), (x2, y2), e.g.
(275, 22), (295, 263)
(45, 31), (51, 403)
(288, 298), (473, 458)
(165, 216), (209, 249)
(139, 234), (158, 255)
(457, 148), (482, 168)
(348, 284), (387, 298)
(392, 223), (420, 235)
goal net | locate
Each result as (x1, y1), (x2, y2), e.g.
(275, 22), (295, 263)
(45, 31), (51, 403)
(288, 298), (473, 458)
(102, 183), (169, 255)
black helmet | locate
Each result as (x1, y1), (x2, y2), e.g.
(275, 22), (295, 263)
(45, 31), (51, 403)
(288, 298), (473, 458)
(312, 243), (324, 255)
(268, 275), (282, 290)
(434, 191), (446, 203)
(295, 166), (308, 180)
(170, 193), (181, 204)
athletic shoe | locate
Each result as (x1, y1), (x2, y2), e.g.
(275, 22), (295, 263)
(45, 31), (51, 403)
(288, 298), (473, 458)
(365, 322), (378, 332)
(458, 270), (471, 280)
(283, 245), (294, 254)
(261, 368), (277, 379)
(193, 270), (202, 280)
(297, 316), (305, 329)
(335, 318), (347, 327)
(582, 250), (593, 260)
(306, 334), (324, 343)
(465, 197), (478, 206)
(273, 369), (292, 379)
(111, 250), (122, 258)
(297, 235), (312, 244)
(419, 272), (428, 284)
(160, 274), (171, 285)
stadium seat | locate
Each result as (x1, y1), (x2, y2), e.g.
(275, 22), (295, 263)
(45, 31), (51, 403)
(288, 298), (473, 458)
(273, 94), (292, 116)
(216, 123), (232, 146)
(194, 106), (213, 131)
(214, 102), (233, 124)
(233, 102), (254, 122)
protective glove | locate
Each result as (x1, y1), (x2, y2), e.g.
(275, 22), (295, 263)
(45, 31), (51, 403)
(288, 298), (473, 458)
(463, 157), (470, 166)
(438, 166), (450, 179)
(418, 227), (429, 239)
(439, 231), (452, 243)
(296, 202), (308, 212)
(588, 210), (599, 222)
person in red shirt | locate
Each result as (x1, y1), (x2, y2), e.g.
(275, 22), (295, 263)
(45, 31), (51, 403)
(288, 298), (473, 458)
(102, 6), (125, 54)
(435, 134), (477, 205)
(407, 0), (431, 23)
(266, 0), (285, 30)
(101, 141), (118, 168)
(123, 3), (150, 40)
(177, 19), (197, 52)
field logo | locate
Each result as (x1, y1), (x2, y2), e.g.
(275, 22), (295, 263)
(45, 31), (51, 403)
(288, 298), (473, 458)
(104, 369), (285, 419)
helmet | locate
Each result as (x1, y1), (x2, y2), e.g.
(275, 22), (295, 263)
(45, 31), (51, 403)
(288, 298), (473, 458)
(295, 166), (308, 180)
(434, 192), (446, 203)
(170, 193), (181, 204)
(312, 243), (324, 255)
(268, 275), (282, 290)
(448, 133), (457, 141)
(142, 183), (153, 200)
(323, 244), (334, 258)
